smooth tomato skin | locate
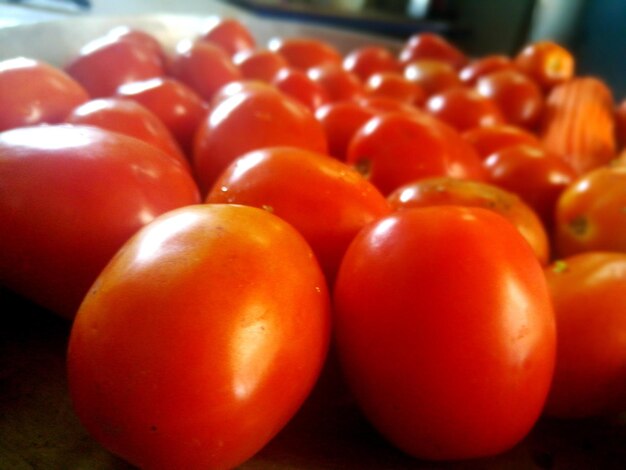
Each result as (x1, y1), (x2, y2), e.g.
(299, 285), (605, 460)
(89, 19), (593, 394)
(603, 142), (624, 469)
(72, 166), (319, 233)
(272, 68), (330, 112)
(307, 65), (364, 103)
(268, 36), (343, 71)
(458, 54), (515, 86)
(0, 125), (200, 319)
(347, 111), (487, 195)
(403, 59), (462, 97)
(364, 72), (425, 107)
(333, 206), (556, 460)
(462, 124), (541, 160)
(105, 26), (166, 65)
(206, 146), (392, 284)
(544, 252), (626, 418)
(233, 48), (289, 83)
(193, 87), (328, 194)
(65, 97), (189, 170)
(387, 177), (550, 265)
(398, 32), (468, 69)
(342, 45), (399, 81)
(514, 40), (575, 90)
(198, 17), (255, 56)
(116, 77), (209, 155)
(67, 204), (331, 470)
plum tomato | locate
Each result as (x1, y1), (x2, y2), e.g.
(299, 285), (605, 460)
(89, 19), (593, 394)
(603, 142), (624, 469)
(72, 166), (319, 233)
(233, 48), (289, 83)
(403, 59), (462, 97)
(514, 40), (575, 91)
(387, 177), (550, 265)
(398, 32), (468, 69)
(364, 72), (425, 107)
(342, 45), (399, 81)
(206, 146), (391, 284)
(462, 124), (541, 160)
(198, 17), (255, 56)
(272, 68), (330, 112)
(67, 204), (330, 470)
(333, 206), (555, 460)
(0, 125), (200, 319)
(458, 55), (515, 86)
(268, 36), (343, 71)
(0, 57), (89, 132)
(544, 252), (626, 418)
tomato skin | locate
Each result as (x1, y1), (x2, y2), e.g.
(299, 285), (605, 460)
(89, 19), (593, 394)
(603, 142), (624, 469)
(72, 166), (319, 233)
(333, 206), (555, 460)
(403, 59), (462, 97)
(342, 45), (399, 81)
(0, 57), (89, 132)
(364, 72), (425, 107)
(105, 26), (166, 65)
(544, 252), (626, 418)
(514, 40), (574, 90)
(206, 146), (391, 284)
(307, 65), (364, 103)
(272, 68), (330, 112)
(268, 37), (343, 71)
(425, 87), (505, 132)
(198, 17), (255, 56)
(0, 125), (200, 319)
(233, 48), (288, 83)
(459, 55), (515, 86)
(462, 124), (541, 160)
(67, 204), (330, 470)
(398, 32), (468, 69)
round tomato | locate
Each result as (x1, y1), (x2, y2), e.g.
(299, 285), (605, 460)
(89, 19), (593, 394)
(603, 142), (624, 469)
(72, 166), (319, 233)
(67, 204), (330, 470)
(268, 37), (342, 71)
(544, 252), (626, 418)
(0, 57), (89, 132)
(198, 17), (255, 56)
(0, 125), (200, 319)
(333, 206), (555, 460)
(307, 65), (364, 103)
(271, 68), (330, 111)
(459, 55), (515, 86)
(462, 124), (541, 160)
(105, 25), (166, 65)
(387, 177), (550, 265)
(206, 146), (391, 284)
(514, 40), (575, 91)
(403, 59), (462, 97)
(342, 45), (399, 81)
(233, 48), (288, 83)
(398, 32), (468, 69)
(364, 72), (425, 107)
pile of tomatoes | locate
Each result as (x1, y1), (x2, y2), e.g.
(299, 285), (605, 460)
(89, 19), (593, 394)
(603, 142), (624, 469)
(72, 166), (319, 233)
(2, 15), (626, 469)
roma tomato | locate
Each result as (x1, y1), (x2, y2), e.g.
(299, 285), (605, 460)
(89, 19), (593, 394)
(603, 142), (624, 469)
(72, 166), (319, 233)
(0, 125), (200, 319)
(403, 59), (462, 97)
(398, 32), (468, 69)
(387, 177), (550, 265)
(544, 252), (626, 418)
(462, 124), (541, 160)
(198, 17), (255, 56)
(347, 111), (486, 195)
(514, 40), (575, 91)
(67, 204), (330, 470)
(342, 45), (399, 81)
(206, 146), (391, 284)
(268, 36), (342, 71)
(333, 206), (555, 460)
(192, 87), (327, 194)
(0, 57), (89, 132)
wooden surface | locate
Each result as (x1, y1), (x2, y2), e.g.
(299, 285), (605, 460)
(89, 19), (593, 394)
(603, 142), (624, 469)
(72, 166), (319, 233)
(2, 286), (626, 470)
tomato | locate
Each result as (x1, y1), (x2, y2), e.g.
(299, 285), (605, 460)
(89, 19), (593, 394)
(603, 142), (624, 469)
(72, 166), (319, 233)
(105, 25), (166, 65)
(553, 164), (626, 257)
(342, 45), (399, 81)
(347, 111), (486, 195)
(67, 204), (330, 470)
(116, 77), (209, 155)
(484, 144), (577, 231)
(192, 87), (327, 194)
(364, 72), (425, 107)
(458, 55), (515, 86)
(544, 252), (626, 418)
(268, 37), (342, 71)
(614, 99), (626, 149)
(387, 177), (550, 265)
(514, 40), (575, 91)
(233, 48), (288, 82)
(0, 125), (200, 319)
(403, 59), (462, 97)
(398, 32), (468, 69)
(198, 17), (255, 56)
(206, 146), (391, 284)
(307, 65), (364, 103)
(65, 97), (189, 170)
(356, 96), (419, 115)
(65, 34), (163, 98)
(476, 69), (544, 129)
(462, 124), (541, 160)
(168, 39), (242, 101)
(0, 57), (89, 132)
(314, 100), (377, 160)
(425, 87), (504, 132)
(271, 68), (330, 112)
(333, 206), (555, 460)
(209, 80), (276, 108)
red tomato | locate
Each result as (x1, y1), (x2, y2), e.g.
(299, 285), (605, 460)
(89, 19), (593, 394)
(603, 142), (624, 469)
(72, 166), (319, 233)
(614, 99), (626, 149)
(462, 124), (541, 160)
(342, 45), (399, 81)
(0, 125), (200, 319)
(333, 206), (555, 460)
(364, 72), (425, 107)
(198, 17), (255, 56)
(67, 204), (330, 470)
(65, 97), (189, 170)
(387, 177), (550, 265)
(116, 77), (209, 155)
(168, 39), (242, 101)
(398, 32), (468, 69)
(356, 96), (419, 116)
(0, 57), (89, 132)
(206, 146), (391, 284)
(476, 70), (544, 129)
(347, 111), (486, 195)
(514, 40), (575, 91)
(105, 25), (166, 65)
(193, 87), (328, 194)
(233, 48), (288, 82)
(209, 80), (277, 108)
(484, 144), (577, 231)
(544, 252), (626, 418)
(65, 34), (163, 98)
(307, 65), (364, 103)
(459, 55), (515, 86)
(425, 87), (505, 132)
(268, 37), (342, 71)
(403, 59), (462, 97)
(271, 68), (330, 111)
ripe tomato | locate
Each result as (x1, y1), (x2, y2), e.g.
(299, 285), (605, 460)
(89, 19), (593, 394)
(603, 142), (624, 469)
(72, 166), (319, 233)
(553, 164), (626, 257)
(307, 65), (364, 103)
(192, 87), (327, 194)
(398, 32), (468, 69)
(356, 96), (419, 115)
(0, 57), (89, 132)
(168, 39), (242, 101)
(105, 25), (166, 65)
(387, 177), (550, 265)
(206, 146), (391, 284)
(462, 124), (541, 159)
(347, 111), (486, 195)
(209, 80), (276, 108)
(116, 77), (209, 155)
(476, 69), (544, 129)
(403, 59), (462, 97)
(364, 72), (425, 107)
(544, 252), (626, 418)
(65, 34), (163, 98)
(65, 97), (189, 170)
(0, 125), (200, 319)
(342, 45), (399, 81)
(67, 204), (330, 470)
(233, 48), (288, 82)
(271, 68), (330, 111)
(458, 55), (515, 86)
(333, 206), (555, 460)
(425, 87), (504, 132)
(268, 37), (342, 71)
(198, 17), (255, 56)
(514, 40), (575, 90)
